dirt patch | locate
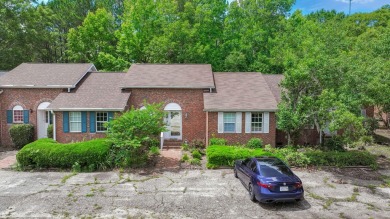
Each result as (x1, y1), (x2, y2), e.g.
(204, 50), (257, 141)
(326, 167), (384, 181)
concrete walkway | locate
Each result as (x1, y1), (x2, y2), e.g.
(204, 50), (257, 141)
(0, 150), (17, 169)
(155, 149), (182, 169)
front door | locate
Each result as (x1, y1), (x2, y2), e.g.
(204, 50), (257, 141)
(38, 110), (52, 138)
(164, 111), (182, 140)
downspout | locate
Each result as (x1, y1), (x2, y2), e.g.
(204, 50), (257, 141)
(206, 111), (209, 146)
(51, 110), (56, 141)
(0, 90), (3, 145)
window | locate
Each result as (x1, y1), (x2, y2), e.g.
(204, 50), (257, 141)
(13, 105), (24, 123)
(96, 112), (108, 132)
(69, 112), (81, 132)
(223, 112), (236, 132)
(251, 113), (263, 132)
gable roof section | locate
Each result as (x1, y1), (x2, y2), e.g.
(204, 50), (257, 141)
(121, 64), (215, 89)
(0, 63), (96, 88)
(47, 72), (130, 111)
(204, 73), (278, 112)
(262, 74), (284, 103)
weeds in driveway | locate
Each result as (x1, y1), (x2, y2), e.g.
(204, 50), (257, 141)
(323, 177), (336, 189)
(61, 172), (78, 183)
(366, 184), (376, 193)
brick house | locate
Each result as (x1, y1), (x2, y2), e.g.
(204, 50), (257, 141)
(0, 63), (287, 148)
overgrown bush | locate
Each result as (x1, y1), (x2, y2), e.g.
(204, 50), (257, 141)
(209, 137), (227, 146)
(16, 138), (111, 170)
(149, 146), (160, 156)
(189, 139), (205, 149)
(305, 151), (377, 168)
(246, 138), (263, 149)
(206, 145), (275, 168)
(192, 150), (202, 160)
(181, 143), (189, 151)
(363, 117), (379, 136)
(106, 103), (165, 168)
(47, 124), (53, 139)
(323, 136), (345, 151)
(9, 124), (34, 149)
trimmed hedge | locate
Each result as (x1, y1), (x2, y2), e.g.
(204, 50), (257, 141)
(17, 138), (111, 169)
(10, 124), (34, 149)
(305, 151), (377, 168)
(206, 145), (378, 169)
(206, 145), (275, 168)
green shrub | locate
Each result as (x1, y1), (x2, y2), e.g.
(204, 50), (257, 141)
(9, 124), (34, 149)
(149, 146), (160, 156)
(305, 150), (377, 168)
(106, 103), (166, 168)
(209, 137), (227, 146)
(206, 145), (275, 168)
(323, 136), (345, 151)
(47, 124), (53, 139)
(190, 158), (201, 166)
(181, 153), (189, 162)
(189, 139), (205, 149)
(181, 143), (189, 151)
(246, 138), (263, 149)
(192, 150), (202, 160)
(16, 138), (111, 170)
(363, 117), (379, 136)
(72, 162), (81, 172)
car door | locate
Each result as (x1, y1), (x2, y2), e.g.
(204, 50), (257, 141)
(241, 159), (255, 186)
(237, 158), (251, 181)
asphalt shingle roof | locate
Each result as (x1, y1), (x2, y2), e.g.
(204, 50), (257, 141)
(121, 64), (215, 89)
(262, 74), (284, 103)
(0, 63), (96, 88)
(204, 73), (278, 112)
(47, 72), (130, 111)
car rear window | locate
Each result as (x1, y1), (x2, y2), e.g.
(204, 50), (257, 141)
(259, 165), (294, 177)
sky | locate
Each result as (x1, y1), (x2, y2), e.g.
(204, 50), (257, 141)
(291, 0), (389, 14)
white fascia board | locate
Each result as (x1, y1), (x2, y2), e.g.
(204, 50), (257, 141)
(48, 108), (123, 111)
(120, 85), (215, 89)
(203, 108), (278, 112)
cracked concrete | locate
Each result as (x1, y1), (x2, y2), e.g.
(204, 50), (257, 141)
(0, 169), (389, 218)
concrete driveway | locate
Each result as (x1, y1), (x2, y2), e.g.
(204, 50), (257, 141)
(0, 168), (389, 219)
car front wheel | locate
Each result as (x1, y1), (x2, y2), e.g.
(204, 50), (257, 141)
(249, 184), (256, 202)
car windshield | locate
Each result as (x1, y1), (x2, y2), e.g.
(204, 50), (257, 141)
(256, 158), (294, 177)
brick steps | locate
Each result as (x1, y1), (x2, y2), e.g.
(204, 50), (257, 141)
(163, 139), (182, 149)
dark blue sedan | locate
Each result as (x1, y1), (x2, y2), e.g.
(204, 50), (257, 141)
(234, 157), (304, 203)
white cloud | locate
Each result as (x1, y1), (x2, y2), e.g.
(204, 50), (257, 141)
(336, 0), (375, 4)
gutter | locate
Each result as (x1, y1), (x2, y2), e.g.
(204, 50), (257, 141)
(120, 85), (216, 89)
(203, 109), (278, 112)
(47, 108), (123, 111)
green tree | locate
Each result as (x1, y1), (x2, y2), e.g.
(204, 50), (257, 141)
(67, 8), (117, 69)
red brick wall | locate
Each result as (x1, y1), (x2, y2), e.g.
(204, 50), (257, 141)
(129, 88), (206, 143)
(0, 88), (63, 147)
(54, 111), (106, 143)
(207, 112), (276, 147)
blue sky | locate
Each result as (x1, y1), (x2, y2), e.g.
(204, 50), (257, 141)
(292, 0), (389, 14)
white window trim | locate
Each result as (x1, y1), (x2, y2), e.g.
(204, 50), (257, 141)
(251, 112), (263, 133)
(96, 112), (108, 132)
(69, 112), (82, 133)
(13, 105), (24, 123)
(245, 112), (269, 134)
(218, 112), (242, 133)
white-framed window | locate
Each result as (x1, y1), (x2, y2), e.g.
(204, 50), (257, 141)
(13, 105), (24, 123)
(245, 112), (270, 134)
(251, 112), (263, 133)
(69, 112), (82, 132)
(218, 112), (242, 133)
(96, 112), (108, 132)
(223, 112), (236, 133)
